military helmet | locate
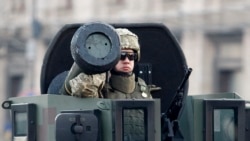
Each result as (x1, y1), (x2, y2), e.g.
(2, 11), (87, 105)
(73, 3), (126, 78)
(116, 28), (140, 61)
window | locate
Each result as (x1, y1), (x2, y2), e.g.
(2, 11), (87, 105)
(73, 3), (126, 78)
(218, 70), (233, 92)
(9, 75), (23, 97)
(11, 0), (25, 13)
(213, 109), (235, 141)
(58, 0), (72, 11)
(204, 99), (245, 141)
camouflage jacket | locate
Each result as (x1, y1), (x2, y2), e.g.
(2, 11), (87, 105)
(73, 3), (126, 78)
(104, 73), (152, 141)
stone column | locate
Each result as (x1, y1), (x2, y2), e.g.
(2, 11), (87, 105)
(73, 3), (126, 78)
(181, 29), (205, 95)
(242, 27), (250, 100)
(33, 41), (47, 95)
(0, 46), (9, 140)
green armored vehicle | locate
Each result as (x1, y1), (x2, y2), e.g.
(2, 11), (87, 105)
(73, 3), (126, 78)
(2, 22), (250, 141)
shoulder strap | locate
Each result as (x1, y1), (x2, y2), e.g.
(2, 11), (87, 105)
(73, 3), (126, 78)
(137, 77), (148, 93)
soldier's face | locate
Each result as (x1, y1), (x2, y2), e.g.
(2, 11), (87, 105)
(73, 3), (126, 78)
(114, 49), (135, 73)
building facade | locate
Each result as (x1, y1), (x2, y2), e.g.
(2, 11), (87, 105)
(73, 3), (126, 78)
(0, 0), (250, 140)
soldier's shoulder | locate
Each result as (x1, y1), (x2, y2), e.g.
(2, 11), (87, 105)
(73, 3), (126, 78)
(137, 77), (147, 86)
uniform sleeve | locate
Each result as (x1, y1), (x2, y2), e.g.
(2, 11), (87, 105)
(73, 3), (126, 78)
(69, 72), (106, 98)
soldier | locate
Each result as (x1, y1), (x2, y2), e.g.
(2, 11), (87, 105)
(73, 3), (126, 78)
(102, 28), (152, 141)
(68, 28), (153, 100)
(103, 28), (152, 99)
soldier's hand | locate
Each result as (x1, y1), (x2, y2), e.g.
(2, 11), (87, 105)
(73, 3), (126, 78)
(69, 72), (106, 98)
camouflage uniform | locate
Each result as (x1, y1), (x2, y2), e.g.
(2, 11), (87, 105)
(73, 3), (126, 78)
(105, 73), (151, 99)
(68, 72), (106, 98)
(104, 73), (152, 141)
(104, 28), (152, 141)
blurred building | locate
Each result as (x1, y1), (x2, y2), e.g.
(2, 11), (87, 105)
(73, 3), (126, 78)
(0, 0), (250, 140)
